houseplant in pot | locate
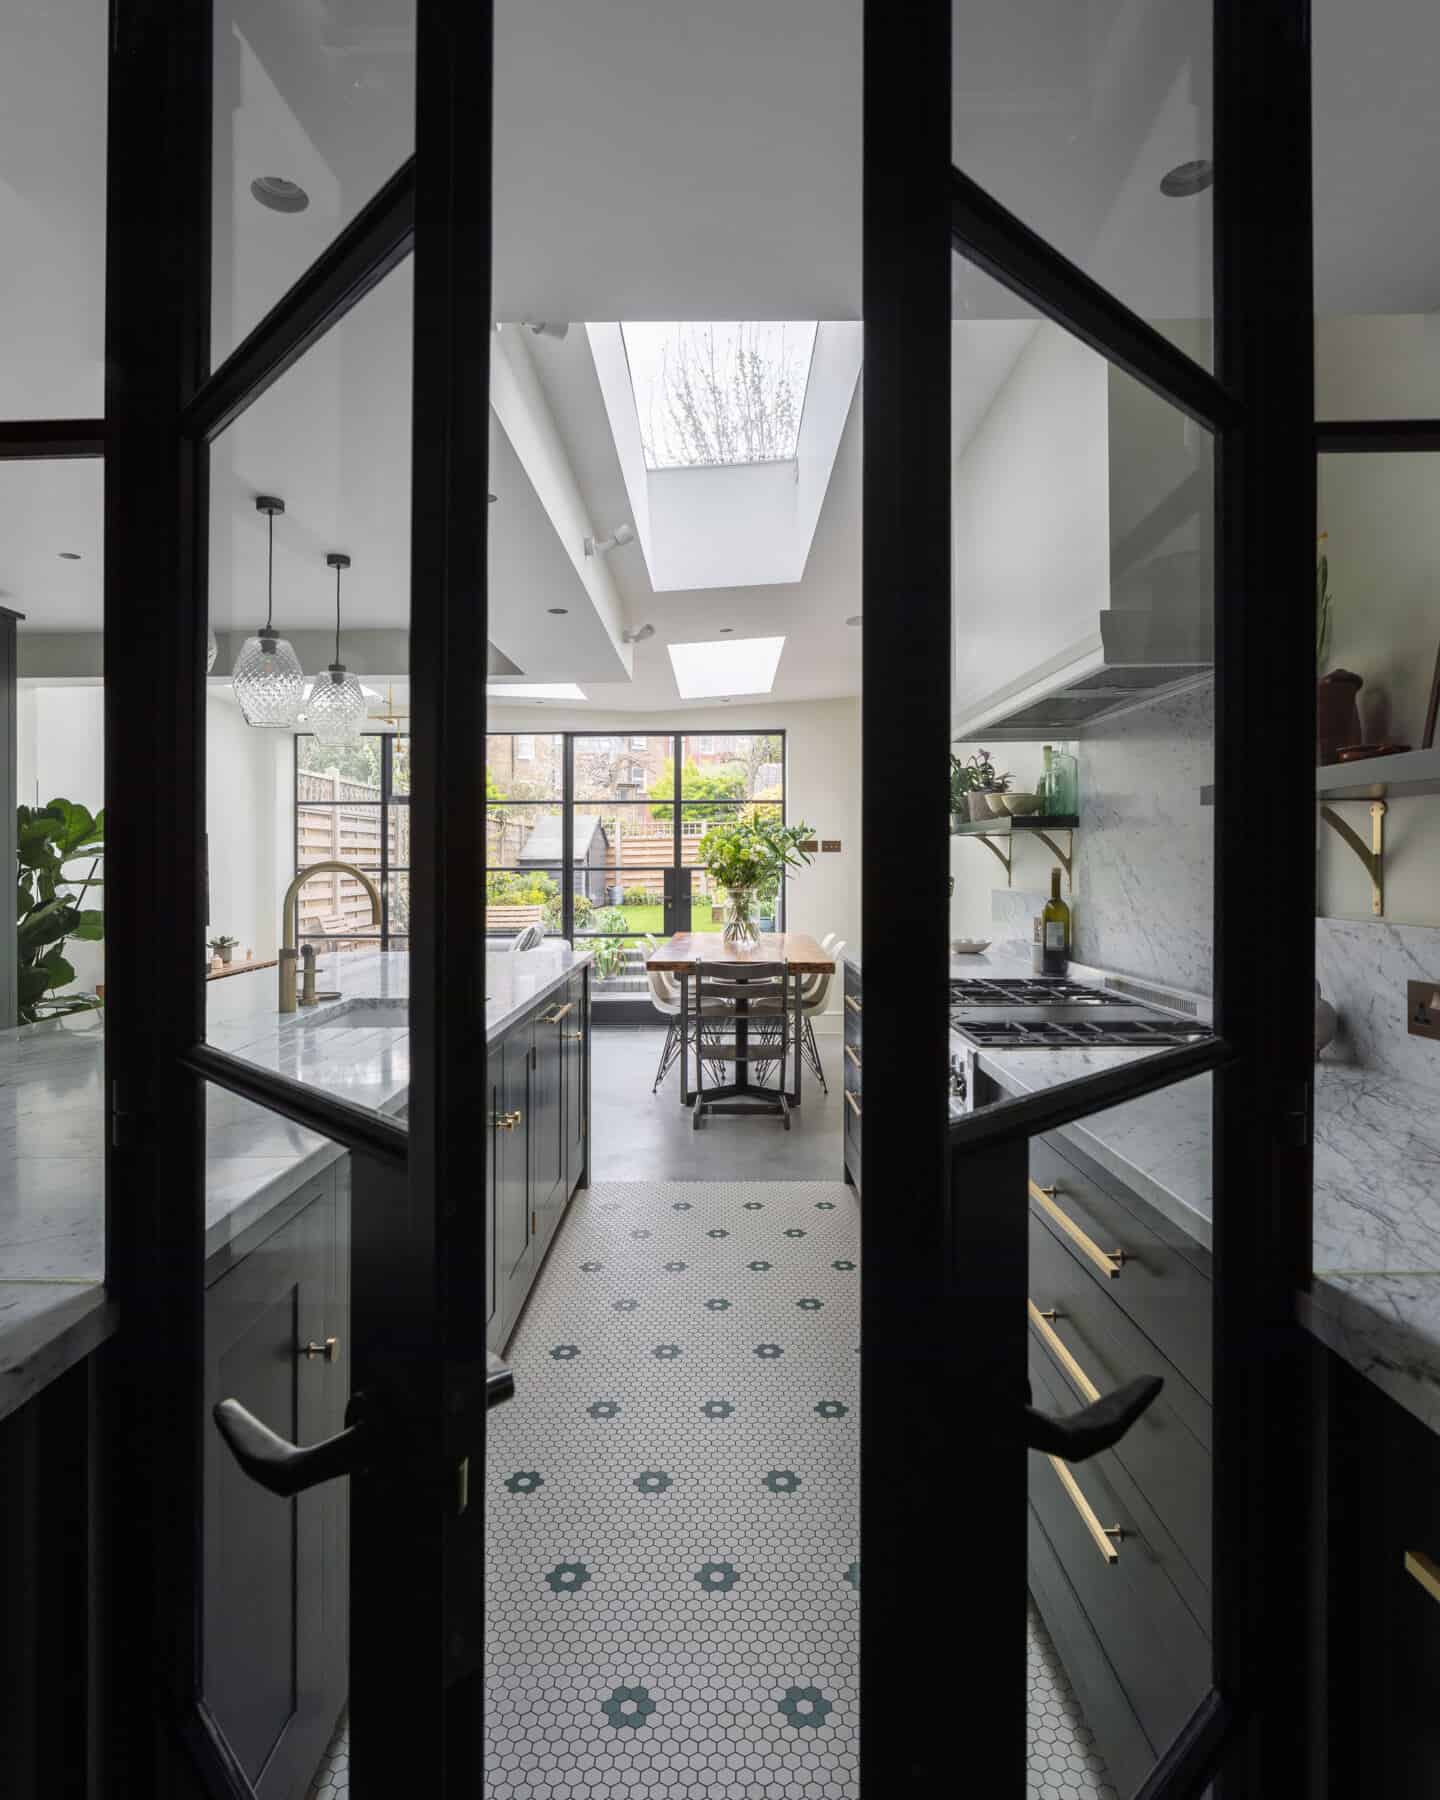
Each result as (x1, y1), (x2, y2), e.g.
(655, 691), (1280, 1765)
(208, 934), (237, 966)
(950, 748), (1011, 823)
(698, 813), (815, 946)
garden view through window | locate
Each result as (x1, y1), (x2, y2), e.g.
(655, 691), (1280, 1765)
(294, 732), (411, 952)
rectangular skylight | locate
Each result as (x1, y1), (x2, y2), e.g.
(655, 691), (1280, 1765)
(487, 683), (586, 702)
(621, 323), (818, 471)
(667, 637), (786, 700)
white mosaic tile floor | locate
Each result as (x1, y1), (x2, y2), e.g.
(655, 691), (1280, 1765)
(306, 1180), (1118, 1797)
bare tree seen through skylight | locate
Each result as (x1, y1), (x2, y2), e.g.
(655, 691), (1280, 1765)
(622, 322), (818, 469)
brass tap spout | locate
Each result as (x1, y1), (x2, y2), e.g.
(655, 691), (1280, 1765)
(279, 862), (382, 1013)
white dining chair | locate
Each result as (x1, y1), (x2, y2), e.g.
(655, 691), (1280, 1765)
(795, 938), (843, 1090)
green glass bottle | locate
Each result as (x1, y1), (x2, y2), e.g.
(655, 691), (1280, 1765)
(1041, 867), (1070, 973)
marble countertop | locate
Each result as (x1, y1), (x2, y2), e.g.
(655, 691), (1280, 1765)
(0, 946), (592, 1421)
(976, 1043), (1440, 1437)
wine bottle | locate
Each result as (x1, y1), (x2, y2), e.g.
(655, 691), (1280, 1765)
(1041, 867), (1070, 973)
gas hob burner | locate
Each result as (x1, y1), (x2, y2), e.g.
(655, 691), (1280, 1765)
(953, 1015), (1215, 1050)
(948, 977), (1133, 1007)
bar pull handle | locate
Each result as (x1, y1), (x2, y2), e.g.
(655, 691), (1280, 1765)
(844, 1090), (862, 1119)
(844, 1043), (861, 1070)
(1047, 1456), (1126, 1564)
(550, 1001), (575, 1024)
(1029, 1180), (1128, 1279)
(299, 1336), (339, 1363)
(1028, 1301), (1099, 1403)
(1405, 1549), (1440, 1605)
(844, 994), (862, 1015)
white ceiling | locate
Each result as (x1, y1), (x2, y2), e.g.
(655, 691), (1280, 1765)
(6, 0), (1440, 709)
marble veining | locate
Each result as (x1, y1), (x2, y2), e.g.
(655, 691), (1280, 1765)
(1316, 916), (1440, 1089)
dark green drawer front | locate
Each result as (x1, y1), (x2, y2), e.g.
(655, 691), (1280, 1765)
(1029, 1209), (1212, 1604)
(1031, 1134), (1212, 1403)
(1027, 1345), (1211, 1762)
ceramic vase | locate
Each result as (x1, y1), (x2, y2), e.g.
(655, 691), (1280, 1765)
(1317, 669), (1363, 765)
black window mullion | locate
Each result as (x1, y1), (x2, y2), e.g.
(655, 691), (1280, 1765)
(562, 732), (575, 941)
(380, 733), (392, 951)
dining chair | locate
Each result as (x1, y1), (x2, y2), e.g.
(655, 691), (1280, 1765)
(691, 960), (795, 1129)
(796, 938), (843, 1091)
(644, 936), (728, 1093)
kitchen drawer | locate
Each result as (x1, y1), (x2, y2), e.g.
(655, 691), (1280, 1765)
(1027, 1344), (1211, 1763)
(1030, 1134), (1212, 1403)
(1029, 1209), (1211, 1603)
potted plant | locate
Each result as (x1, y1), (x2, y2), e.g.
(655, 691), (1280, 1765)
(950, 748), (1011, 823)
(697, 813), (816, 945)
(16, 798), (105, 1025)
(208, 934), (238, 966)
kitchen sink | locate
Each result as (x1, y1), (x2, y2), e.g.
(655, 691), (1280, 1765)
(299, 1000), (409, 1029)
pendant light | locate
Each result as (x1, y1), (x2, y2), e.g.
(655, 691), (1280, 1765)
(304, 551), (366, 744)
(232, 496), (305, 727)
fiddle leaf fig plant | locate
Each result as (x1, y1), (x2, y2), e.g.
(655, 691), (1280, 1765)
(16, 798), (105, 1025)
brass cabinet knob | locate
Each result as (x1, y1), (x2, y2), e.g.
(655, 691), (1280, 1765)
(563, 1030), (584, 1041)
(300, 1336), (338, 1362)
(500, 1109), (523, 1130)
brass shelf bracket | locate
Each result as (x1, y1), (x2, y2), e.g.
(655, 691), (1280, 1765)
(958, 824), (1074, 891)
(972, 832), (1014, 886)
(1320, 799), (1386, 916)
(1033, 831), (1074, 887)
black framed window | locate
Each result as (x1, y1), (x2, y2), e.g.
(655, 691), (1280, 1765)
(293, 731), (410, 951)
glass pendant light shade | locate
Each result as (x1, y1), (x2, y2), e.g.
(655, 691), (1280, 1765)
(234, 629), (306, 726)
(306, 664), (367, 742)
(234, 495), (305, 727)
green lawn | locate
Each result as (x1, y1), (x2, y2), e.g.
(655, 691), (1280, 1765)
(584, 902), (723, 936)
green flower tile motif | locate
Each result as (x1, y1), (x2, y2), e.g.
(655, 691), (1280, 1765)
(652, 1343), (682, 1360)
(663, 1260), (688, 1272)
(695, 1560), (740, 1593)
(783, 1228), (807, 1239)
(844, 1560), (861, 1591)
(550, 1344), (581, 1361)
(704, 1298), (731, 1312)
(742, 1201), (765, 1210)
(706, 1228), (730, 1239)
(748, 1260), (773, 1272)
(633, 1469), (673, 1494)
(580, 1260), (603, 1272)
(586, 1400), (621, 1420)
(764, 1469), (802, 1494)
(600, 1684), (656, 1731)
(814, 1400), (849, 1420)
(815, 1200), (836, 1210)
(630, 1228), (652, 1240)
(612, 1298), (639, 1312)
(777, 1685), (833, 1729)
(700, 1399), (735, 1419)
(796, 1297), (824, 1311)
(671, 1200), (693, 1211)
(503, 1470), (544, 1494)
(832, 1259), (856, 1271)
(754, 1343), (783, 1361)
(545, 1561), (591, 1594)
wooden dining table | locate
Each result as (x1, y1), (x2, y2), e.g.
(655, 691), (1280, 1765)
(644, 932), (836, 1107)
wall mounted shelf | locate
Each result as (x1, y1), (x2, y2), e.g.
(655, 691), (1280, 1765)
(1315, 746), (1440, 801)
(951, 814), (1079, 888)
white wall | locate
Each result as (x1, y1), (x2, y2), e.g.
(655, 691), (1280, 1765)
(206, 692), (291, 965)
(17, 685), (106, 994)
(489, 697), (861, 1016)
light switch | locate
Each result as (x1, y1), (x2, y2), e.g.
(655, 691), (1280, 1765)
(821, 839), (841, 853)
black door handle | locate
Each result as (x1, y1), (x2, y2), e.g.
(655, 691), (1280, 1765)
(212, 1397), (367, 1498)
(1024, 1373), (1163, 1463)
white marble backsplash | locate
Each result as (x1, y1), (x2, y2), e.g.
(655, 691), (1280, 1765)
(1316, 916), (1440, 1088)
(1069, 679), (1214, 995)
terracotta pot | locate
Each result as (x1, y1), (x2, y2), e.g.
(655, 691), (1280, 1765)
(1317, 669), (1363, 766)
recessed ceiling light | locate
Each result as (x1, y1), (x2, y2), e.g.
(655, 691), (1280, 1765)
(547, 607), (568, 615)
(486, 683), (586, 702)
(58, 551), (82, 560)
(845, 614), (862, 626)
(1159, 159), (1214, 198)
(667, 636), (785, 700)
(251, 175), (310, 213)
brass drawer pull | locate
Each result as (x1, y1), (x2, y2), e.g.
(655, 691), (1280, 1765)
(1405, 1549), (1440, 1605)
(563, 1029), (584, 1040)
(1047, 1456), (1124, 1564)
(845, 994), (862, 1015)
(844, 1043), (861, 1070)
(1028, 1300), (1099, 1404)
(844, 1090), (862, 1119)
(1030, 1180), (1128, 1279)
(300, 1336), (338, 1362)
(497, 1109), (523, 1131)
(550, 1001), (575, 1023)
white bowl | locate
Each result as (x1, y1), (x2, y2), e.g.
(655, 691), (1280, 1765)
(951, 939), (992, 955)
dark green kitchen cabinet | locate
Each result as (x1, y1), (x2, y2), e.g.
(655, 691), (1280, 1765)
(495, 1024), (534, 1338)
(563, 969), (589, 1192)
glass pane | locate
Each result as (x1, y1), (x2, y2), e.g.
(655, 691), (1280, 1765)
(1313, 8), (1440, 418)
(211, 0), (416, 364)
(679, 732), (784, 800)
(391, 733), (411, 794)
(485, 866), (563, 937)
(0, 0), (107, 416)
(206, 257), (411, 1114)
(573, 735), (669, 802)
(572, 871), (670, 939)
(487, 731), (562, 799)
(485, 801), (566, 869)
(952, 0), (1213, 364)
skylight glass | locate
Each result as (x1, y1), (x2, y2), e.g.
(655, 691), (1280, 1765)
(487, 683), (587, 702)
(621, 323), (818, 471)
(667, 636), (786, 700)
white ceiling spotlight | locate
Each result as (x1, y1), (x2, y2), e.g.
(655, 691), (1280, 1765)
(621, 623), (655, 645)
(585, 522), (636, 558)
(667, 635), (786, 700)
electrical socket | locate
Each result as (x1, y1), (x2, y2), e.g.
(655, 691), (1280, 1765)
(1407, 980), (1440, 1041)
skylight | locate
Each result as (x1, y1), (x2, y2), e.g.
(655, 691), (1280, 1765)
(621, 323), (818, 471)
(487, 683), (586, 702)
(667, 636), (786, 700)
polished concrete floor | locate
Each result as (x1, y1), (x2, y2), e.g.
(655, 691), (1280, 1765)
(590, 1027), (847, 1184)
